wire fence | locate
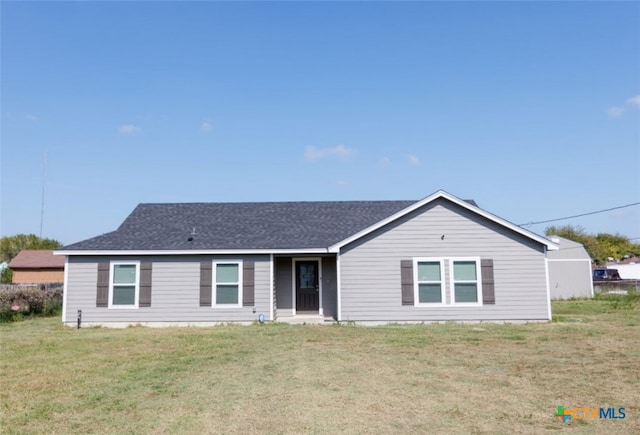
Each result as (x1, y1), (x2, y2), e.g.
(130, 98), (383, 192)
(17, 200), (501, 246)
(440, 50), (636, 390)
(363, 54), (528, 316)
(593, 280), (639, 294)
(0, 282), (63, 292)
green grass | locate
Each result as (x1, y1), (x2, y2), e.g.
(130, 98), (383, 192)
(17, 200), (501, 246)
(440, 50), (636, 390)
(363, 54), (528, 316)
(1, 297), (639, 434)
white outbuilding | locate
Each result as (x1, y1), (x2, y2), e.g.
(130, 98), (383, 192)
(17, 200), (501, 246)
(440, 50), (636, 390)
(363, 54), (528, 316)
(547, 235), (594, 299)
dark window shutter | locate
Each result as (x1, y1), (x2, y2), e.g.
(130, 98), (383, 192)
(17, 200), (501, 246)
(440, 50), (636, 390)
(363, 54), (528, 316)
(481, 259), (495, 305)
(401, 260), (414, 305)
(243, 262), (255, 307)
(139, 262), (152, 307)
(200, 262), (212, 306)
(96, 263), (109, 307)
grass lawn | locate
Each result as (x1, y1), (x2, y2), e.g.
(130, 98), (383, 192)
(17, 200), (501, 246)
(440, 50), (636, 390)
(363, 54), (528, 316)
(1, 297), (639, 434)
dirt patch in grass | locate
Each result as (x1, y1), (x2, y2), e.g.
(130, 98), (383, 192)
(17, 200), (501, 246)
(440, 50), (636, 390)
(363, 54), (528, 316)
(1, 300), (639, 434)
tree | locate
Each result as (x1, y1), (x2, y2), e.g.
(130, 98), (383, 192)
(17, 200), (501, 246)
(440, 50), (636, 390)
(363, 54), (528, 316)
(594, 233), (640, 262)
(545, 225), (640, 265)
(0, 234), (63, 263)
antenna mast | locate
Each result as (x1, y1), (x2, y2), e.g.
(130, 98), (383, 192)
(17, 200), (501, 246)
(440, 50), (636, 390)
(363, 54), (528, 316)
(39, 152), (47, 238)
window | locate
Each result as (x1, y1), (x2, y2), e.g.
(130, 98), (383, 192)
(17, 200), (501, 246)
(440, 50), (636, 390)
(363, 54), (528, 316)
(451, 260), (480, 304)
(415, 260), (444, 304)
(411, 257), (483, 306)
(110, 262), (139, 308)
(213, 261), (242, 306)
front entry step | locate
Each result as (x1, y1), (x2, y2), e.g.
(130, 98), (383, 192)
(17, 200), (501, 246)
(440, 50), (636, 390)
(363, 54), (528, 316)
(277, 314), (332, 325)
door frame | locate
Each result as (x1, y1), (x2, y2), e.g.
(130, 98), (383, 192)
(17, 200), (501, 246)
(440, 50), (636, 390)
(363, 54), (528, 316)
(292, 257), (323, 316)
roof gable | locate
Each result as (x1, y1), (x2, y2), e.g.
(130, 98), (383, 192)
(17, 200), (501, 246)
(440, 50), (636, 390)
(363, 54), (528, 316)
(329, 190), (557, 252)
(547, 236), (590, 260)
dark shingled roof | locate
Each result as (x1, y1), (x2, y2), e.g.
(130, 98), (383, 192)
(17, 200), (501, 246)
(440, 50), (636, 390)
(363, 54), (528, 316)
(63, 201), (419, 251)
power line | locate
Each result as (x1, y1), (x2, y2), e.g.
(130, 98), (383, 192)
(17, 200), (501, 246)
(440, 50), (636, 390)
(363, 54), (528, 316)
(520, 202), (640, 227)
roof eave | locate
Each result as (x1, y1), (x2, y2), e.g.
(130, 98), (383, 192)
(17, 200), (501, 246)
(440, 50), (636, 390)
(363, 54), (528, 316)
(54, 248), (331, 256)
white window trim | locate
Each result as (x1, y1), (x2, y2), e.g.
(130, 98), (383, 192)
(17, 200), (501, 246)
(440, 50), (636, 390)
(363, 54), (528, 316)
(108, 261), (140, 309)
(449, 257), (483, 307)
(212, 260), (243, 308)
(413, 258), (446, 306)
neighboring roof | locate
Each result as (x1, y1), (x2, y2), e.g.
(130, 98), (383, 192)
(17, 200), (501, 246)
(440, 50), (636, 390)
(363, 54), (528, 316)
(8, 250), (65, 269)
(611, 256), (640, 265)
(57, 190), (557, 254)
(546, 236), (591, 260)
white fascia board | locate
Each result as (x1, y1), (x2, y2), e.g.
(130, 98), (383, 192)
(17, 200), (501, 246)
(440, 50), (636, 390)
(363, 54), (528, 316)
(328, 189), (558, 252)
(547, 258), (592, 262)
(55, 248), (329, 256)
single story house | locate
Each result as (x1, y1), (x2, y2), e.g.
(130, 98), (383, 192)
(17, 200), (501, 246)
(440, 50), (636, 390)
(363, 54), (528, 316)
(546, 236), (593, 299)
(8, 250), (65, 284)
(55, 190), (558, 327)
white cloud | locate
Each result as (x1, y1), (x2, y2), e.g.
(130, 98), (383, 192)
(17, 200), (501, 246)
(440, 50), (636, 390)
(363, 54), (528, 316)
(606, 106), (625, 118)
(407, 154), (420, 166)
(304, 146), (324, 160)
(200, 119), (213, 133)
(334, 180), (350, 187)
(611, 210), (633, 219)
(379, 157), (391, 168)
(304, 144), (354, 161)
(627, 95), (640, 107)
(25, 114), (38, 122)
(118, 124), (141, 134)
(607, 95), (640, 118)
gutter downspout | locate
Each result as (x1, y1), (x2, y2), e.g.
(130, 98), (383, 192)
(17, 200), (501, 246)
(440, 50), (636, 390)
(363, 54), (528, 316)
(336, 251), (342, 322)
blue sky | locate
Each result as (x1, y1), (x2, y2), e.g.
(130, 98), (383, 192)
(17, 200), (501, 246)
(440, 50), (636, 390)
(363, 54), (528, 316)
(1, 1), (639, 245)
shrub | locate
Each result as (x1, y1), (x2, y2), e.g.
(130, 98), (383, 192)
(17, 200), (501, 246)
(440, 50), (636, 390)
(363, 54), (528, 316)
(0, 286), (63, 323)
(0, 268), (12, 283)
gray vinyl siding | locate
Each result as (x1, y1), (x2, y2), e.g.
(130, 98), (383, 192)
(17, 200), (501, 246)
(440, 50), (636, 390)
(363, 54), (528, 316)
(274, 257), (293, 312)
(548, 260), (593, 299)
(321, 258), (337, 319)
(63, 255), (270, 325)
(339, 199), (550, 322)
